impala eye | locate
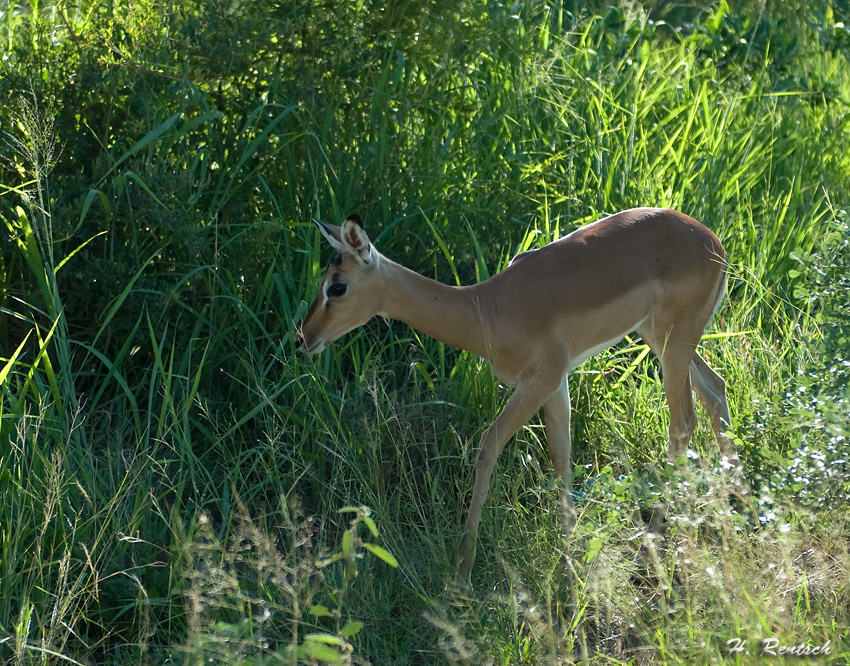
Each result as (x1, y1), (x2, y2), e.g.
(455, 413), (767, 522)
(327, 283), (347, 298)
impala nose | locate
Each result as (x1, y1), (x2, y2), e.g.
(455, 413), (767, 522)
(295, 333), (304, 350)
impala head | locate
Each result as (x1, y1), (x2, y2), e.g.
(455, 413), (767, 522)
(295, 215), (382, 354)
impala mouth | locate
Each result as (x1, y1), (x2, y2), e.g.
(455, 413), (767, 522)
(295, 331), (325, 355)
(300, 339), (325, 355)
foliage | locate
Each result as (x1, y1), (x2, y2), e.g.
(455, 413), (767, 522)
(792, 211), (850, 396)
(184, 503), (396, 665)
(1, 0), (849, 663)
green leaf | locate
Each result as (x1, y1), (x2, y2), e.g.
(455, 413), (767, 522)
(304, 633), (346, 646)
(584, 537), (604, 563)
(340, 621), (365, 638)
(342, 529), (354, 558)
(363, 516), (379, 538)
(54, 228), (108, 275)
(707, 0), (729, 35)
(414, 361), (436, 392)
(0, 329), (32, 386)
(363, 543), (399, 567)
(309, 605), (331, 617)
(300, 636), (342, 662)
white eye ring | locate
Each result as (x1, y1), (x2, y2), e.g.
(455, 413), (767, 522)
(322, 281), (347, 307)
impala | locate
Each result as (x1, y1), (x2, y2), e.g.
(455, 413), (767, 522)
(296, 208), (736, 581)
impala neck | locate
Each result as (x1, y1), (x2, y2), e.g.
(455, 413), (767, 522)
(378, 258), (493, 360)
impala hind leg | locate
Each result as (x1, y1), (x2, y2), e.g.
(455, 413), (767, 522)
(457, 378), (559, 584)
(690, 353), (737, 463)
(543, 376), (577, 540)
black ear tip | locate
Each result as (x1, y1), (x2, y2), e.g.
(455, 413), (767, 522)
(345, 214), (363, 229)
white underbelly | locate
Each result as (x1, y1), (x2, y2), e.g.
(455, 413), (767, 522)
(567, 317), (647, 371)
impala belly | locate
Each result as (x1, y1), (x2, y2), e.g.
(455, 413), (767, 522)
(567, 329), (642, 371)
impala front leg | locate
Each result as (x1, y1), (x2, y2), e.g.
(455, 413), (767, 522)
(457, 377), (560, 584)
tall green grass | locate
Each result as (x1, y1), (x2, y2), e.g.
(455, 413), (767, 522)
(1, 1), (849, 663)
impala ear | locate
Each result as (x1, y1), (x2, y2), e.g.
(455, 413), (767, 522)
(313, 215), (374, 265)
(313, 219), (346, 254)
(339, 215), (374, 265)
